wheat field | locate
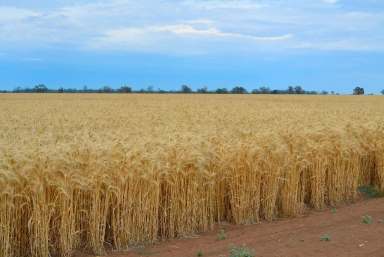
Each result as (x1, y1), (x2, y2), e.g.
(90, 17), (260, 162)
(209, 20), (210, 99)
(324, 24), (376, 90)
(0, 94), (383, 257)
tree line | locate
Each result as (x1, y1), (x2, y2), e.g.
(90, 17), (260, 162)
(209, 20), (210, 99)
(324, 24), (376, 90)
(0, 84), (382, 95)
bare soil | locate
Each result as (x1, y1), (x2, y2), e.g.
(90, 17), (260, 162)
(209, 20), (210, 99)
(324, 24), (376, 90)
(80, 198), (384, 257)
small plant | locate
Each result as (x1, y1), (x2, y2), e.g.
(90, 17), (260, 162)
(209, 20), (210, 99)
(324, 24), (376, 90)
(320, 234), (331, 241)
(196, 250), (204, 257)
(331, 207), (337, 214)
(217, 229), (226, 240)
(229, 245), (255, 257)
(362, 215), (373, 224)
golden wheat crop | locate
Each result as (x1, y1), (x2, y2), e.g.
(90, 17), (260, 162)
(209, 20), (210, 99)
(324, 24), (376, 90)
(0, 94), (383, 257)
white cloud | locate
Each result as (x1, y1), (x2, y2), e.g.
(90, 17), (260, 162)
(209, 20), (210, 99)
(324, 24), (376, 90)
(21, 57), (43, 62)
(184, 19), (215, 25)
(0, 0), (383, 53)
(152, 24), (292, 41)
(296, 37), (384, 51)
(89, 24), (292, 53)
(183, 0), (266, 10)
(0, 6), (40, 22)
(322, 0), (339, 4)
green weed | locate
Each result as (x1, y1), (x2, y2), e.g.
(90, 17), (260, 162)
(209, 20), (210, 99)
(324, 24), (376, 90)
(229, 245), (255, 257)
(362, 215), (373, 224)
(320, 234), (331, 241)
(217, 229), (226, 241)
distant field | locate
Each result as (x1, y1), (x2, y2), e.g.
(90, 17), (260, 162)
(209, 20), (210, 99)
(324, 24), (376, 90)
(0, 94), (383, 257)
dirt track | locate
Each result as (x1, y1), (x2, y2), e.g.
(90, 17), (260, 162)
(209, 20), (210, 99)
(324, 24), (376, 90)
(83, 198), (384, 257)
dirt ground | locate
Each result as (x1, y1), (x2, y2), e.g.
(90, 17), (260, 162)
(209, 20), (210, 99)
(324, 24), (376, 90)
(82, 198), (384, 257)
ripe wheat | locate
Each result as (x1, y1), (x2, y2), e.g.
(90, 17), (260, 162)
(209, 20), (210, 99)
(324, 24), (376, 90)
(0, 94), (383, 257)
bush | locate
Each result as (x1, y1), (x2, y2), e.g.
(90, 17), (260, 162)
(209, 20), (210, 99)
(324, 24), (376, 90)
(216, 88), (228, 94)
(353, 86), (364, 95)
(231, 86), (247, 94)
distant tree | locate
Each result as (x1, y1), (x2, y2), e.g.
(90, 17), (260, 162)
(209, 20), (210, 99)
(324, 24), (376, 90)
(231, 86), (247, 94)
(13, 86), (22, 93)
(58, 87), (64, 93)
(353, 86), (364, 95)
(197, 86), (208, 93)
(100, 86), (113, 93)
(216, 88), (228, 94)
(294, 86), (304, 94)
(157, 88), (167, 94)
(259, 86), (270, 94)
(146, 86), (154, 93)
(118, 85), (132, 93)
(33, 84), (48, 93)
(65, 88), (78, 93)
(381, 89), (384, 95)
(181, 85), (193, 93)
(252, 86), (270, 94)
(287, 86), (295, 94)
(271, 89), (281, 94)
(321, 90), (329, 95)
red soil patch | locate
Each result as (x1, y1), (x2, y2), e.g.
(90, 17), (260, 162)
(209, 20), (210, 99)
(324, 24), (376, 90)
(80, 198), (384, 257)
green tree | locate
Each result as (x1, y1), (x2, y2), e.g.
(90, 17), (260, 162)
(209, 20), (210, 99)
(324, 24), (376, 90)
(259, 86), (270, 94)
(197, 86), (208, 93)
(33, 84), (48, 93)
(231, 86), (247, 94)
(216, 88), (228, 94)
(100, 86), (113, 93)
(353, 86), (364, 95)
(181, 85), (193, 93)
(146, 86), (154, 93)
(118, 86), (132, 93)
(294, 86), (304, 94)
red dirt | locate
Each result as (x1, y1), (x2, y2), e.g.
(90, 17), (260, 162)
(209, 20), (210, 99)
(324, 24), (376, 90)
(81, 198), (384, 257)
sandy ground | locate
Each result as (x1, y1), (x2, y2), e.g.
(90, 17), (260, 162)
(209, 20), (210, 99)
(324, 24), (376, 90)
(80, 198), (384, 257)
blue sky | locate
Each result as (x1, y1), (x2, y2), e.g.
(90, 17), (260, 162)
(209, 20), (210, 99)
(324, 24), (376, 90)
(0, 0), (383, 93)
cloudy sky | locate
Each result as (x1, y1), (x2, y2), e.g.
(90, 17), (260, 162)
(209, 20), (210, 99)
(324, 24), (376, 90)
(0, 0), (383, 93)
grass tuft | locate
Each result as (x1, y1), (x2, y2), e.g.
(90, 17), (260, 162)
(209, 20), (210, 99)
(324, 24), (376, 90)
(229, 245), (255, 257)
(217, 229), (226, 241)
(320, 234), (331, 241)
(362, 215), (373, 224)
(196, 250), (203, 257)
